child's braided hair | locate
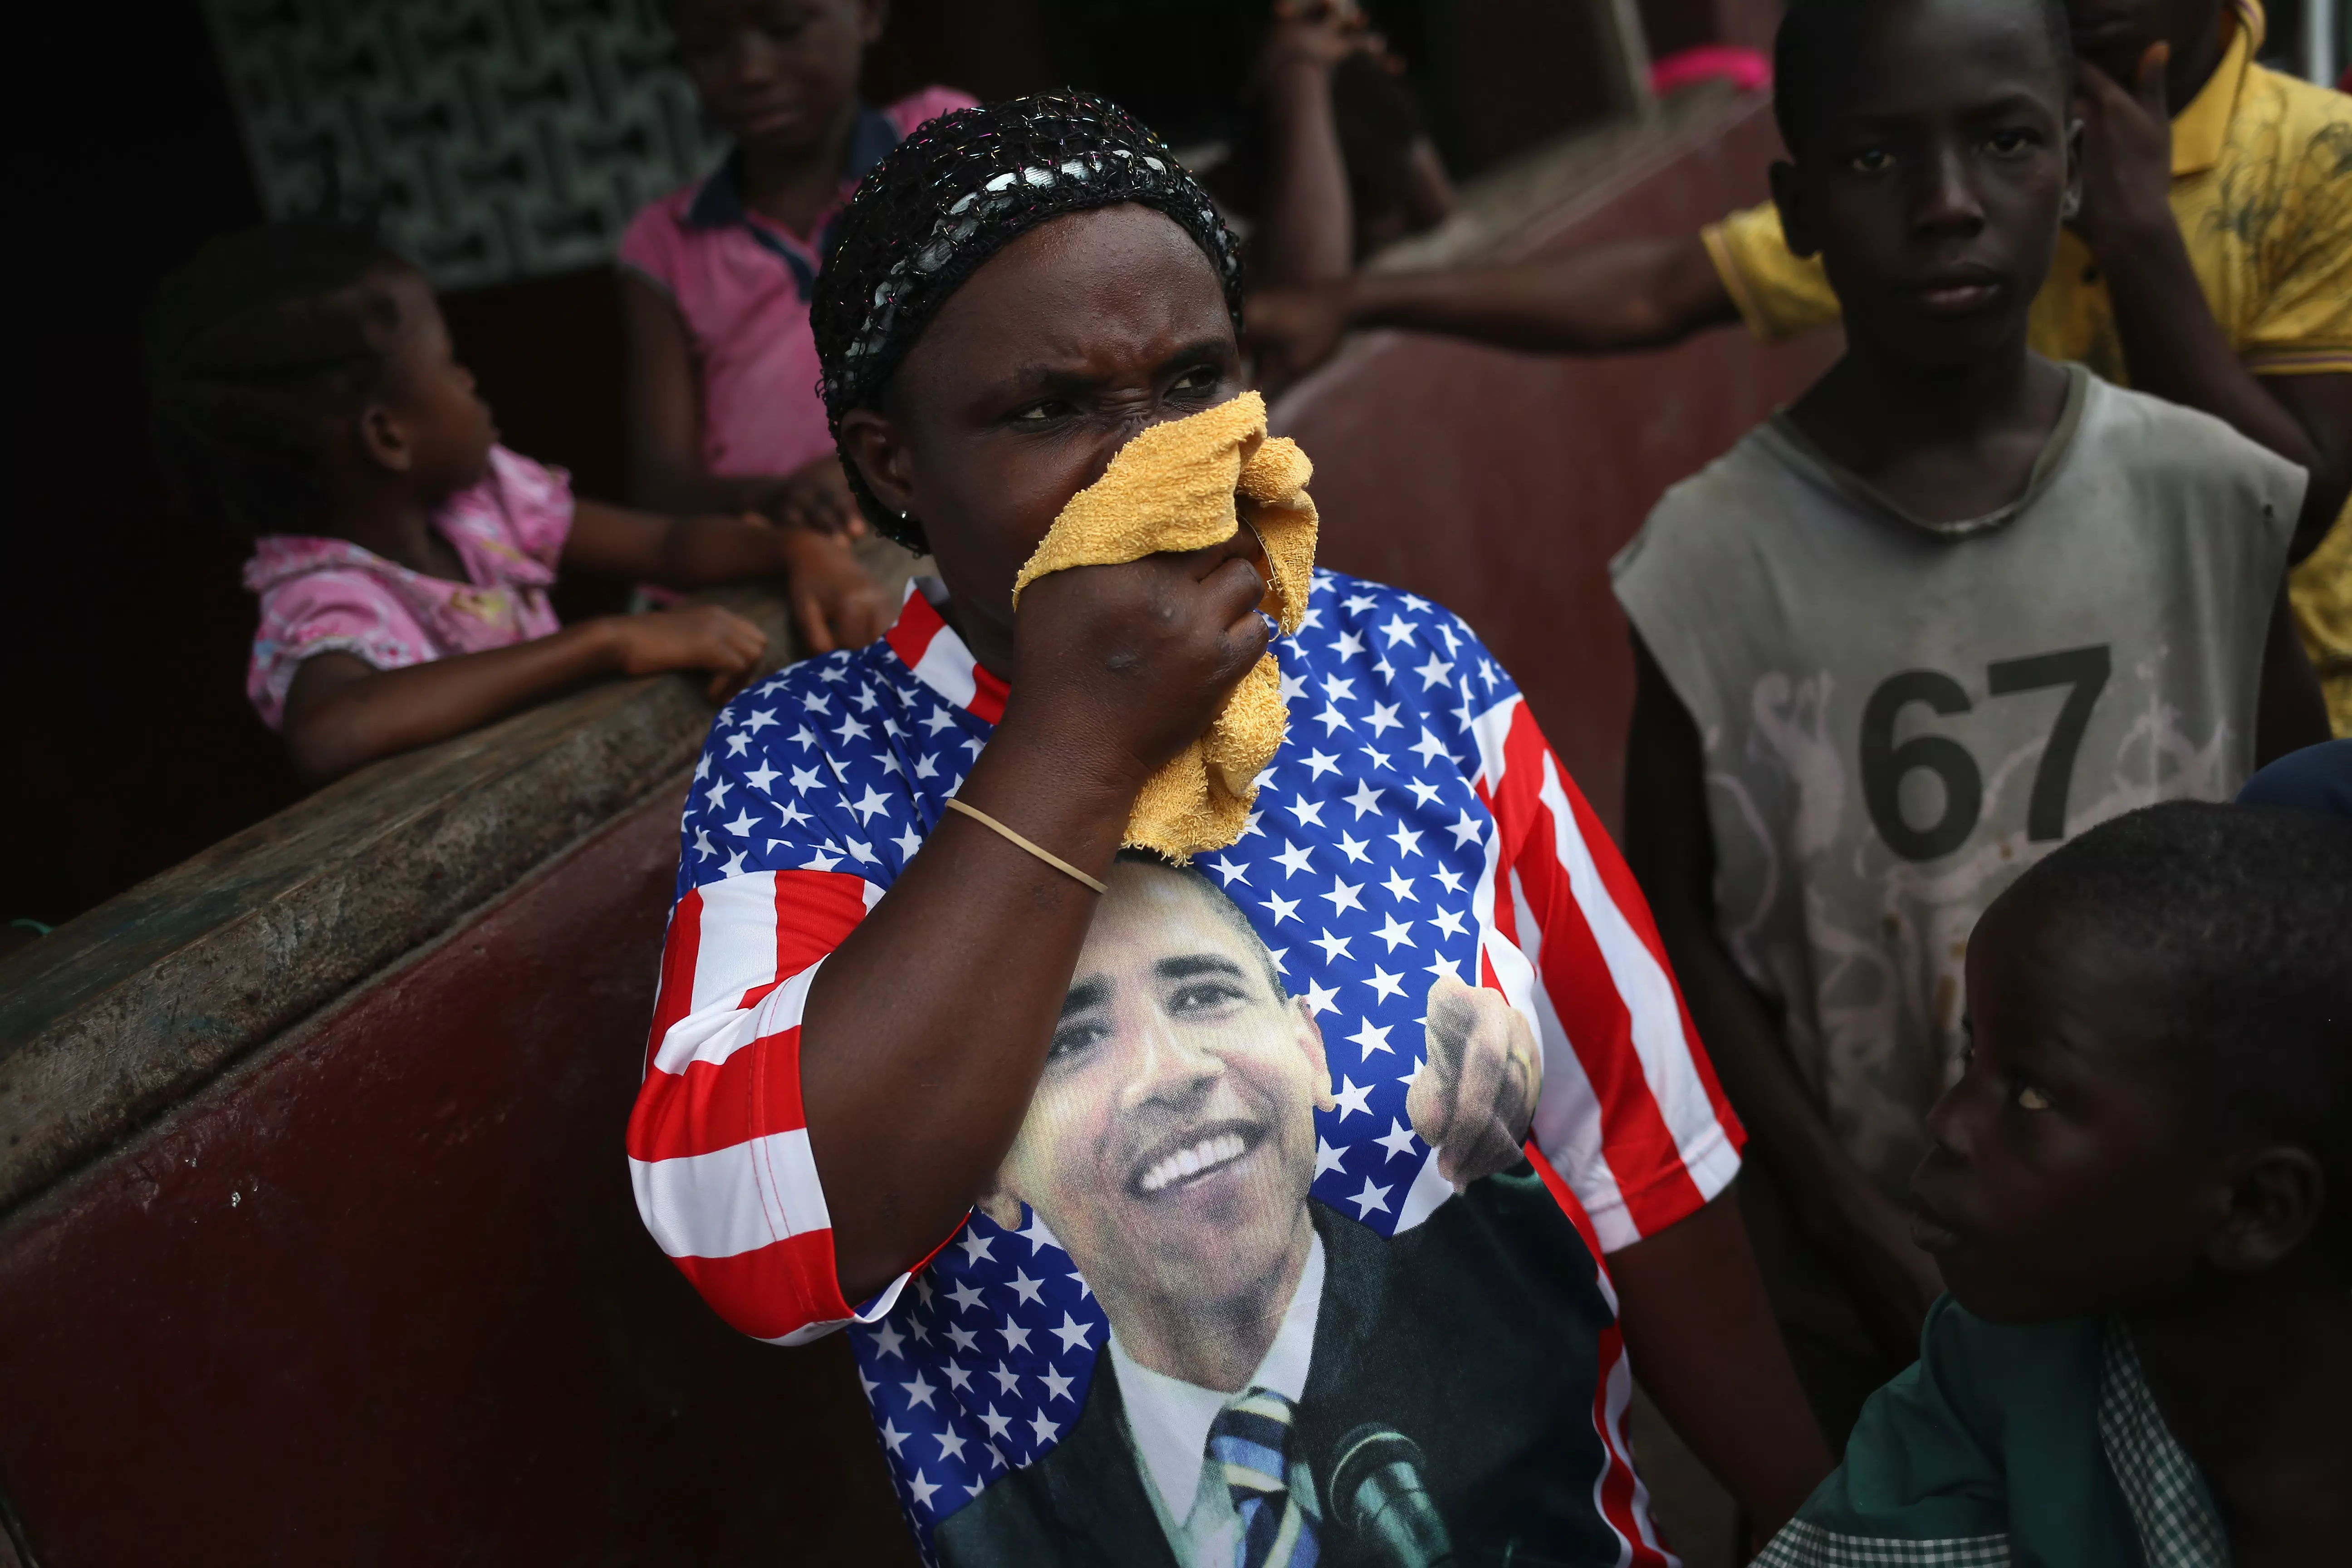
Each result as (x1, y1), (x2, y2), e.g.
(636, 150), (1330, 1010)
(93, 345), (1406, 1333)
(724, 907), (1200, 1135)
(810, 91), (1245, 549)
(146, 220), (413, 538)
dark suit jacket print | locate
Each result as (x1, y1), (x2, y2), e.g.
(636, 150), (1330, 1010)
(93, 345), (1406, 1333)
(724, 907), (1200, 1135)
(934, 1163), (1627, 1568)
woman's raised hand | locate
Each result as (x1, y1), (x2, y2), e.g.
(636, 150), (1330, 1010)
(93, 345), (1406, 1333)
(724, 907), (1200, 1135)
(1003, 538), (1272, 793)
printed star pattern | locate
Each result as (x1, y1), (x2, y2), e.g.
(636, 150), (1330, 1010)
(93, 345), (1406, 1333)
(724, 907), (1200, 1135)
(848, 1205), (1112, 1545)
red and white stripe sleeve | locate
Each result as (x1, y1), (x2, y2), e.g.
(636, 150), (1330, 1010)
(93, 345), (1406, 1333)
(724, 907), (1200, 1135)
(1469, 694), (1744, 1252)
(627, 867), (893, 1344)
(1524, 1144), (1680, 1567)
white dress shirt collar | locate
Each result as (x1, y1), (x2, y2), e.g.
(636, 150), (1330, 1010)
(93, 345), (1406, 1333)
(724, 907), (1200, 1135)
(1106, 1228), (1327, 1524)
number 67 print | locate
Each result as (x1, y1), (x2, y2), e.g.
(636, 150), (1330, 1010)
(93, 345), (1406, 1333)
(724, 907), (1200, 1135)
(1859, 645), (2111, 861)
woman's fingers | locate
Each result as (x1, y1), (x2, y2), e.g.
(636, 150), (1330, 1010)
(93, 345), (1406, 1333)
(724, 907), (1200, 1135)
(1203, 551), (1270, 617)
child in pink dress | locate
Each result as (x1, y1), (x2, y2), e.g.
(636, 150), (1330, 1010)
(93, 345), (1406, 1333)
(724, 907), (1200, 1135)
(616, 0), (973, 629)
(151, 220), (829, 787)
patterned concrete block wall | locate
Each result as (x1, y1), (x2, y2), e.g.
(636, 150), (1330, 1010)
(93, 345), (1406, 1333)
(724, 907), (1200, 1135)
(204, 0), (727, 288)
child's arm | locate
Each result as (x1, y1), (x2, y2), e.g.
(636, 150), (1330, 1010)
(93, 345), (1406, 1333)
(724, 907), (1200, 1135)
(563, 500), (893, 654)
(2255, 584), (2331, 765)
(2075, 49), (2352, 560)
(618, 273), (862, 535)
(1246, 233), (1738, 386)
(1622, 634), (1946, 1361)
(1611, 1192), (1835, 1536)
(1248, 2), (1358, 291)
(279, 607), (768, 786)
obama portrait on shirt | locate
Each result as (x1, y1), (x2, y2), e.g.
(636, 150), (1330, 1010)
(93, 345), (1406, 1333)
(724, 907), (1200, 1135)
(934, 852), (1645, 1568)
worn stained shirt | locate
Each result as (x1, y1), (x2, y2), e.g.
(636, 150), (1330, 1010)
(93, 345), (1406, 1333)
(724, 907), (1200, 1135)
(616, 88), (976, 481)
(1756, 1301), (2228, 1568)
(627, 573), (1745, 1565)
(1612, 368), (2298, 1200)
(1702, 0), (2352, 735)
(240, 445), (572, 730)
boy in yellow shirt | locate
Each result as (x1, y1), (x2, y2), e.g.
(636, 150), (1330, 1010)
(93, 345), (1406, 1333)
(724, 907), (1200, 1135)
(1249, 0), (2352, 728)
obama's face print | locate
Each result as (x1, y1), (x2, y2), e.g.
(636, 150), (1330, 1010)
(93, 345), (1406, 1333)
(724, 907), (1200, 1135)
(986, 858), (1335, 1374)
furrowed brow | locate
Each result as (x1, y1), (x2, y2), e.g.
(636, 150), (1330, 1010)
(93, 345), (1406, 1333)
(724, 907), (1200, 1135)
(989, 335), (1235, 402)
(994, 363), (1099, 401)
(1154, 334), (1239, 370)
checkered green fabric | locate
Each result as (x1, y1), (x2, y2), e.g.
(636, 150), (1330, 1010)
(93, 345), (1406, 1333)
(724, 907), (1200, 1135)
(2097, 1322), (2232, 1568)
(1752, 1520), (2012, 1566)
(1752, 1303), (2232, 1568)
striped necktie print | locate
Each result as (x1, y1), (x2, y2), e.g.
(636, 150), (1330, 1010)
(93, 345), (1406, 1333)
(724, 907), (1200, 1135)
(1206, 1387), (1320, 1568)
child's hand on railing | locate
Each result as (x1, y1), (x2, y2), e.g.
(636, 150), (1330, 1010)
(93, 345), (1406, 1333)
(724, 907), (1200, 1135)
(609, 604), (770, 701)
(778, 525), (894, 655)
(751, 453), (866, 537)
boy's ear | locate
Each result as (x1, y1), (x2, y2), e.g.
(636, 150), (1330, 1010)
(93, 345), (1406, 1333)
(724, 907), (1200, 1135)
(857, 0), (888, 45)
(838, 407), (916, 516)
(2204, 1146), (2327, 1273)
(2060, 117), (2085, 223)
(357, 402), (414, 474)
(1768, 160), (1820, 259)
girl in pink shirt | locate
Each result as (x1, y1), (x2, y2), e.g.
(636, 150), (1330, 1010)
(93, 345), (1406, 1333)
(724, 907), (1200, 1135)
(617, 0), (972, 612)
(152, 221), (826, 788)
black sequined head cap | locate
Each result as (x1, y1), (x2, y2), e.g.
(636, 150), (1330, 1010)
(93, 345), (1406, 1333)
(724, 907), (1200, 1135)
(812, 90), (1246, 548)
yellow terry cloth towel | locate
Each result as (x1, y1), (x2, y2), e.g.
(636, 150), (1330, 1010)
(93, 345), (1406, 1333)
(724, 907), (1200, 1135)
(1011, 391), (1317, 862)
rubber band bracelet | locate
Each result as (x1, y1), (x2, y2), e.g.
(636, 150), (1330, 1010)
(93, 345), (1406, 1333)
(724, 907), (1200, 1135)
(944, 796), (1109, 894)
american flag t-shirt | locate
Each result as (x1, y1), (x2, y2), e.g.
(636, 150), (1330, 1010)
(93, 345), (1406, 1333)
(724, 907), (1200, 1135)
(631, 571), (1741, 1565)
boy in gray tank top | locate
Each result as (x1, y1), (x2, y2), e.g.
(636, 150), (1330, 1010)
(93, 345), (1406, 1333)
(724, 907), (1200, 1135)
(1608, 0), (2328, 1445)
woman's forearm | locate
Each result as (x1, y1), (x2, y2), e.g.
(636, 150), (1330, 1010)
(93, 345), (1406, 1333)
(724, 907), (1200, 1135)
(799, 710), (1146, 1300)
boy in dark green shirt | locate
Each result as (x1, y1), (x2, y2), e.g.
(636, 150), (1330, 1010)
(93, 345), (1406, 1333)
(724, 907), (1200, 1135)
(1760, 797), (2352, 1565)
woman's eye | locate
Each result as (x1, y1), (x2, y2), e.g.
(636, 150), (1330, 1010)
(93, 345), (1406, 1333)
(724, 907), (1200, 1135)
(1170, 366), (1221, 397)
(1010, 399), (1071, 424)
(1986, 128), (2036, 157)
(1850, 147), (1893, 175)
(2015, 1080), (2054, 1112)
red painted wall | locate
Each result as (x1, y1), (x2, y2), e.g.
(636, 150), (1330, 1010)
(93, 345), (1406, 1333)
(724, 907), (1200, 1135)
(1286, 95), (1838, 835)
(0, 792), (919, 1567)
